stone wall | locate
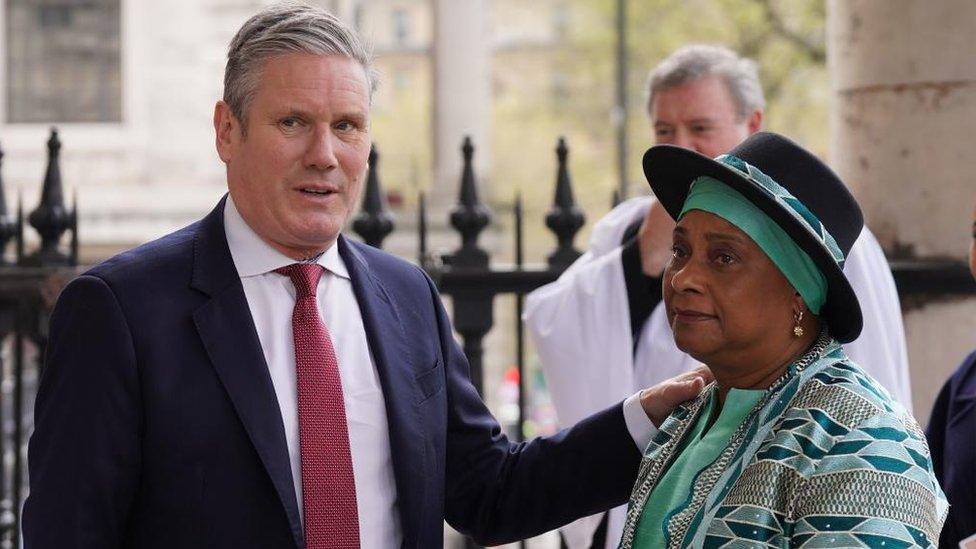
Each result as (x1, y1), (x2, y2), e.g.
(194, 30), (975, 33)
(828, 0), (976, 424)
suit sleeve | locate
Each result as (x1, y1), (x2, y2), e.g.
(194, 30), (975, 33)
(23, 275), (142, 548)
(430, 274), (642, 546)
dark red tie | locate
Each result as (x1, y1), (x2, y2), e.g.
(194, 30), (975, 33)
(275, 264), (360, 548)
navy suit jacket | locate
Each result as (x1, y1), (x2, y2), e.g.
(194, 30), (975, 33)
(23, 198), (641, 548)
(927, 350), (976, 548)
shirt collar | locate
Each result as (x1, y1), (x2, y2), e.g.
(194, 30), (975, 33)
(223, 195), (350, 280)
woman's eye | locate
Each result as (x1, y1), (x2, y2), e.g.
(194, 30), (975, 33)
(671, 245), (687, 258)
(717, 253), (736, 265)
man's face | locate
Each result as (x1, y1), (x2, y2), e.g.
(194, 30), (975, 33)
(214, 53), (371, 259)
(651, 75), (761, 158)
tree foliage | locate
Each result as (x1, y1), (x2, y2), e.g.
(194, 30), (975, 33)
(489, 0), (827, 257)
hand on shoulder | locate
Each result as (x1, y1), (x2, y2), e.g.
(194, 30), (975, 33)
(640, 366), (712, 427)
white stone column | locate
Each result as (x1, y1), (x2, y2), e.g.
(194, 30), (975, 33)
(828, 0), (976, 422)
(432, 0), (490, 211)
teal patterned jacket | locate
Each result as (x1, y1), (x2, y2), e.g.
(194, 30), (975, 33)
(619, 334), (948, 548)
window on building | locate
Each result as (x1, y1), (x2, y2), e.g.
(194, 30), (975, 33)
(6, 0), (122, 123)
(392, 8), (410, 45)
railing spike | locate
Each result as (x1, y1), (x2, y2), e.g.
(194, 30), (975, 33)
(556, 136), (568, 164)
(514, 191), (524, 269)
(0, 143), (16, 266)
(16, 191), (23, 263)
(70, 188), (79, 266)
(351, 144), (394, 248)
(448, 136), (490, 268)
(458, 136), (481, 208)
(25, 128), (71, 266)
(545, 137), (584, 270)
(418, 190), (427, 267)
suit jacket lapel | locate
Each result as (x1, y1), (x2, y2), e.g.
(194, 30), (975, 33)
(339, 236), (427, 548)
(189, 197), (303, 548)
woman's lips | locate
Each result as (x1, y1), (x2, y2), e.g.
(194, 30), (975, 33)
(672, 307), (717, 322)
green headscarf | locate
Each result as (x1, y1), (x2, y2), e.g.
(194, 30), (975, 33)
(678, 176), (828, 314)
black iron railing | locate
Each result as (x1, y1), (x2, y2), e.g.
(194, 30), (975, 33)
(0, 128), (971, 549)
(0, 128), (81, 548)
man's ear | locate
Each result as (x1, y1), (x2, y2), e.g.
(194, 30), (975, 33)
(214, 101), (239, 163)
(746, 108), (763, 134)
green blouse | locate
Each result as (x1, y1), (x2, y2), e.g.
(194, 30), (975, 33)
(619, 337), (946, 548)
(632, 387), (764, 547)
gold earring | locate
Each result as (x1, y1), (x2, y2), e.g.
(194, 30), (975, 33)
(793, 310), (804, 337)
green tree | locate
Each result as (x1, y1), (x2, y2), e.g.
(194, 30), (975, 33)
(489, 0), (827, 260)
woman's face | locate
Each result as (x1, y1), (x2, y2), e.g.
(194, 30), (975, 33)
(663, 210), (801, 367)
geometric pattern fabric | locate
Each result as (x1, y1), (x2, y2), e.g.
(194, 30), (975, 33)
(718, 153), (846, 267)
(620, 336), (948, 548)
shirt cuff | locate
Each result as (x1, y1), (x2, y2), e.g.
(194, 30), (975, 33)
(623, 391), (659, 453)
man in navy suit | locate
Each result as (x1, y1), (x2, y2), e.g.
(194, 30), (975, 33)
(22, 3), (707, 548)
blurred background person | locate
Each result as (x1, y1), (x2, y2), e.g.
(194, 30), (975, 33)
(523, 44), (911, 549)
(925, 199), (976, 548)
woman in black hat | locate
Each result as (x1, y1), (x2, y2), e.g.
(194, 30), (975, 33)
(618, 132), (946, 548)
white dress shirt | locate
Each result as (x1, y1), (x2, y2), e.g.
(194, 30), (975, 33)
(223, 197), (401, 548)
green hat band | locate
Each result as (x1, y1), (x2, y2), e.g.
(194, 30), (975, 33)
(678, 176), (828, 314)
(717, 154), (846, 268)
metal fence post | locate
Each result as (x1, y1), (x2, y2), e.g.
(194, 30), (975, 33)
(545, 138), (584, 270)
(352, 145), (394, 248)
(447, 136), (493, 395)
(0, 147), (16, 267)
(23, 129), (72, 267)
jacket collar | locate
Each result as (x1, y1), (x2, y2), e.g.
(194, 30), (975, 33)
(190, 195), (304, 547)
(338, 237), (429, 548)
(191, 197), (431, 547)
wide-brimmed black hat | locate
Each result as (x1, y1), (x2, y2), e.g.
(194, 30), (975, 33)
(642, 131), (864, 343)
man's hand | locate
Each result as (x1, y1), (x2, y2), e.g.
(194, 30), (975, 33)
(636, 200), (677, 277)
(640, 366), (712, 427)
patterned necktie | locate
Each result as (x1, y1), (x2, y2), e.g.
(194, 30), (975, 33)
(275, 263), (360, 548)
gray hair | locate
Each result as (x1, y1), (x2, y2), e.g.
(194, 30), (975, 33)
(646, 44), (765, 120)
(223, 1), (377, 132)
